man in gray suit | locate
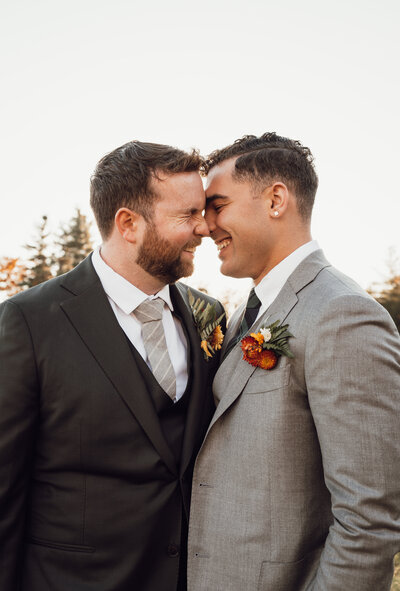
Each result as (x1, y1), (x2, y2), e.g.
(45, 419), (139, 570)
(187, 133), (400, 590)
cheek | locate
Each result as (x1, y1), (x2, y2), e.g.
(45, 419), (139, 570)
(171, 227), (194, 245)
(217, 210), (233, 229)
(223, 204), (255, 229)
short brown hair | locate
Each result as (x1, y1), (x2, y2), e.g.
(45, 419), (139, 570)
(202, 132), (318, 220)
(90, 141), (202, 239)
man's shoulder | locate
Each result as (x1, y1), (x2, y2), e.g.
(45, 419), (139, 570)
(309, 264), (367, 298)
(0, 274), (65, 329)
(301, 263), (396, 330)
(309, 264), (374, 305)
(289, 249), (369, 303)
(2, 255), (98, 313)
(4, 273), (65, 309)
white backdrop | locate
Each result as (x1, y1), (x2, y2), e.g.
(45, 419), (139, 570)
(1, 0), (399, 304)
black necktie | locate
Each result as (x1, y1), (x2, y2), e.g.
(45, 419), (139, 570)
(223, 288), (262, 358)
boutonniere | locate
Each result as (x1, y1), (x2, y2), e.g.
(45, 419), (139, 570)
(241, 319), (294, 370)
(188, 289), (225, 361)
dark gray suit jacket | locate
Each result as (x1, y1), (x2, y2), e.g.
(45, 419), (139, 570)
(0, 255), (224, 591)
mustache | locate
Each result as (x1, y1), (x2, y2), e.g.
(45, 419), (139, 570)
(185, 239), (202, 249)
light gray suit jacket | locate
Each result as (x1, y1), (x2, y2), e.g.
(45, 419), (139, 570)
(188, 250), (400, 590)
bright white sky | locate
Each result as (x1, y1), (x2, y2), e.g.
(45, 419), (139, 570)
(1, 0), (399, 304)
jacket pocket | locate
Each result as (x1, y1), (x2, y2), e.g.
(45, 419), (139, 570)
(243, 364), (291, 394)
(257, 547), (322, 591)
(28, 536), (95, 553)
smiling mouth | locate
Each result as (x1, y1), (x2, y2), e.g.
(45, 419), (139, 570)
(215, 238), (232, 252)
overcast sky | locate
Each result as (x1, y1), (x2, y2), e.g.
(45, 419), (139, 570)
(1, 0), (399, 302)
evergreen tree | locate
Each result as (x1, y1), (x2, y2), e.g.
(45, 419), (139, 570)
(21, 215), (53, 288)
(54, 208), (93, 275)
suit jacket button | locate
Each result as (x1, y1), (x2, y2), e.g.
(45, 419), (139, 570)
(167, 543), (180, 557)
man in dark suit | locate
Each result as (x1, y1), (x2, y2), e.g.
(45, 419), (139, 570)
(0, 141), (225, 591)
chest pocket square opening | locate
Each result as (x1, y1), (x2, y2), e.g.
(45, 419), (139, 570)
(243, 365), (291, 394)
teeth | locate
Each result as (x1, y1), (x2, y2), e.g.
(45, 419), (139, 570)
(185, 247), (196, 253)
(217, 239), (231, 252)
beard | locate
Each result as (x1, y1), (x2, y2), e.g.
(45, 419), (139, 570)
(136, 222), (200, 284)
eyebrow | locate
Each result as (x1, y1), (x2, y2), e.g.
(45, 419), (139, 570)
(206, 194), (230, 203)
(180, 207), (203, 214)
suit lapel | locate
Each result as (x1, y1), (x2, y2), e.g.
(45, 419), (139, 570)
(209, 250), (331, 431)
(60, 257), (177, 476)
(170, 283), (212, 477)
(210, 284), (298, 430)
(220, 304), (244, 358)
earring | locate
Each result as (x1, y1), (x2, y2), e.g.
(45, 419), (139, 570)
(274, 210), (279, 217)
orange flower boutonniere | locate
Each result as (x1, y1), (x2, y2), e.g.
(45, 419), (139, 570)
(241, 319), (294, 370)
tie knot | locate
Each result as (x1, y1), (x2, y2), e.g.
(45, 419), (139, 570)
(134, 297), (164, 323)
(246, 288), (261, 310)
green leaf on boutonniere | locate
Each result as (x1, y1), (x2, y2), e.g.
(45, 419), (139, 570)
(188, 289), (225, 360)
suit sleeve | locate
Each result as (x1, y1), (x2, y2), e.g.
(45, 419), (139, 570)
(306, 294), (400, 590)
(0, 300), (39, 588)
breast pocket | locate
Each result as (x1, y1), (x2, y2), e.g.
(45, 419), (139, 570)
(242, 363), (291, 394)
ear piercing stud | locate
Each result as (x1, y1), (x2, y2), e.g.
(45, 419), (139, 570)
(274, 211), (279, 217)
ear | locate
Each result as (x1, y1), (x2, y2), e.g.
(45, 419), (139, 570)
(114, 207), (142, 243)
(262, 182), (289, 219)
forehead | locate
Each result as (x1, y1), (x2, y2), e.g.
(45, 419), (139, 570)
(205, 158), (238, 194)
(152, 171), (205, 210)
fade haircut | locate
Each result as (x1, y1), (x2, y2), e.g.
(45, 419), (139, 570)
(90, 141), (202, 239)
(202, 132), (318, 220)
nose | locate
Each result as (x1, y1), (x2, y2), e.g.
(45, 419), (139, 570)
(194, 214), (210, 237)
(204, 207), (216, 235)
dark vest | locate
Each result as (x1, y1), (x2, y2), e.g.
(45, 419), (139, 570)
(127, 340), (191, 468)
(127, 340), (191, 590)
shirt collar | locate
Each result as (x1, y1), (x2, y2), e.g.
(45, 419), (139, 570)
(255, 240), (320, 307)
(91, 246), (174, 314)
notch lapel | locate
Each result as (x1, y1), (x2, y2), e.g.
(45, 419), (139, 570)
(171, 283), (217, 477)
(209, 284), (298, 430)
(220, 303), (244, 358)
(60, 258), (177, 476)
(209, 250), (331, 431)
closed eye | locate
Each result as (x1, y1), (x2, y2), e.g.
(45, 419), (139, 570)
(205, 194), (229, 214)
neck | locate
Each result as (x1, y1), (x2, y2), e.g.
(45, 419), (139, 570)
(100, 242), (166, 295)
(254, 230), (312, 285)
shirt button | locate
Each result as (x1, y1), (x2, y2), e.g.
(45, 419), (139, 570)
(167, 543), (180, 557)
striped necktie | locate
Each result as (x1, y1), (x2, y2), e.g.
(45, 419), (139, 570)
(134, 298), (176, 401)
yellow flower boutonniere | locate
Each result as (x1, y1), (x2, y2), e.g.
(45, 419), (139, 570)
(188, 289), (225, 361)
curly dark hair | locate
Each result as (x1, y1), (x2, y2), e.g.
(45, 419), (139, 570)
(90, 141), (203, 239)
(202, 132), (318, 220)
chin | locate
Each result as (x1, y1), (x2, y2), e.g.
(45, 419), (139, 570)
(220, 263), (245, 279)
(179, 261), (195, 279)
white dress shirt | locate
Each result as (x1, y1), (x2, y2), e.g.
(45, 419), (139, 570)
(254, 240), (320, 322)
(92, 247), (188, 401)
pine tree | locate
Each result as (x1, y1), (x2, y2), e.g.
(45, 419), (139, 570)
(54, 208), (93, 276)
(21, 215), (53, 288)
